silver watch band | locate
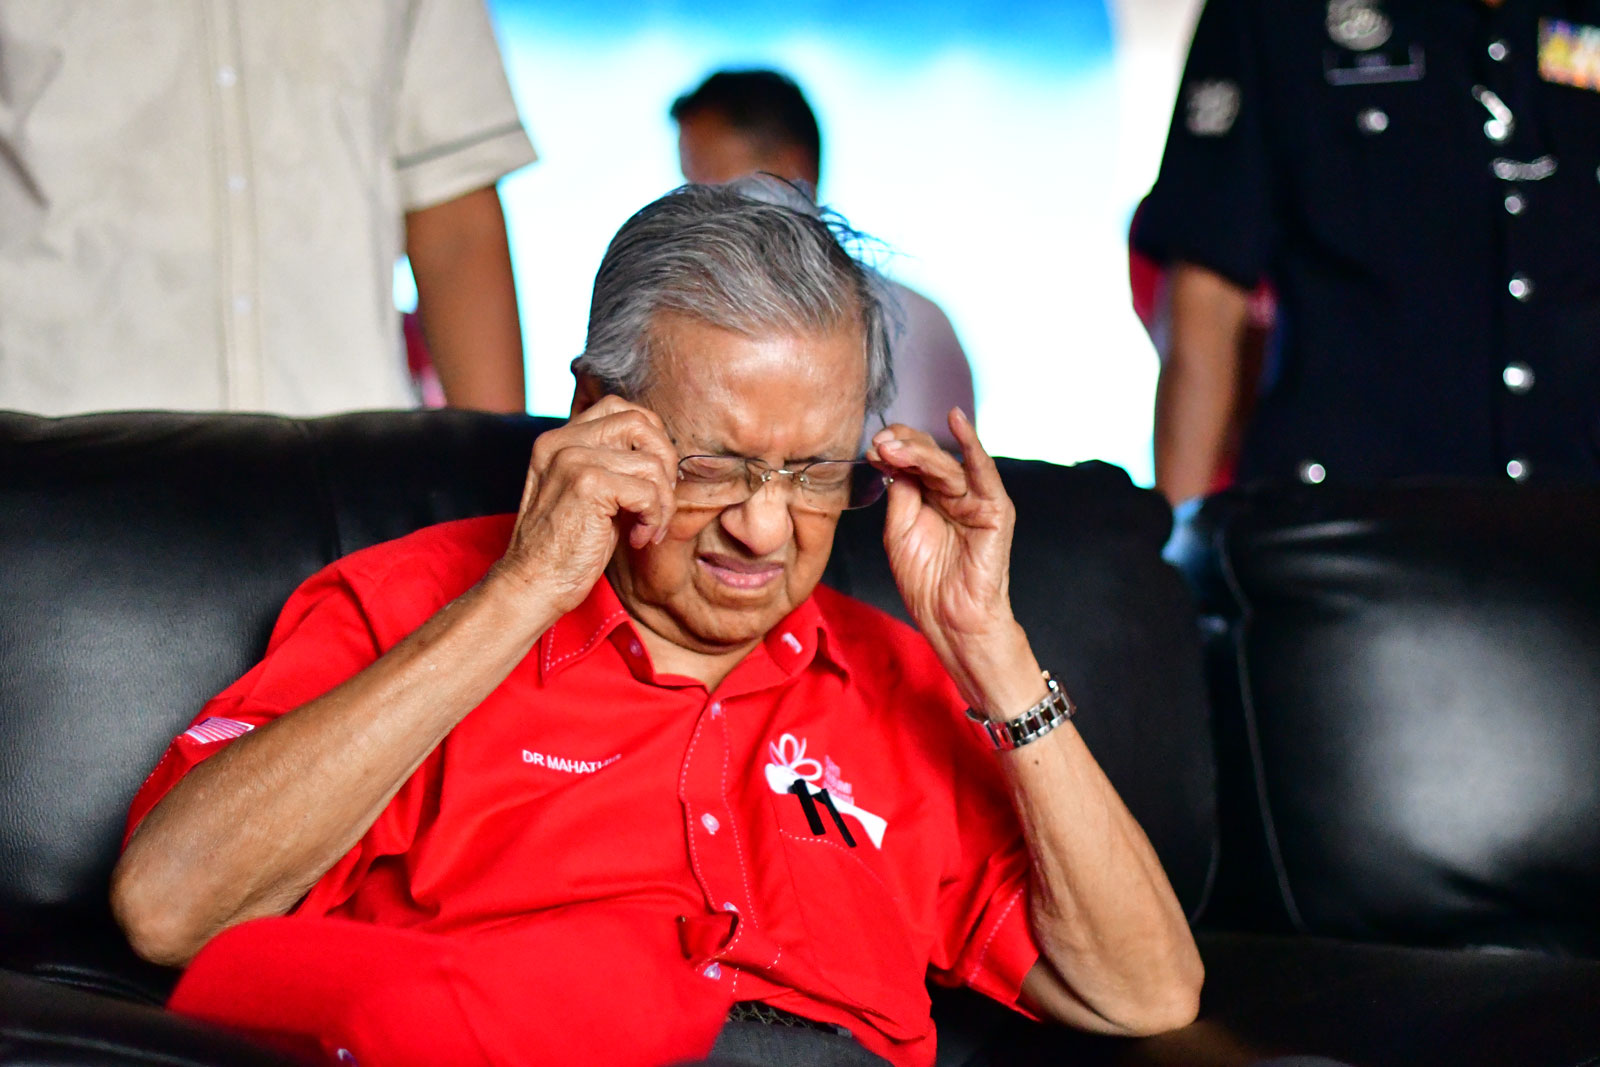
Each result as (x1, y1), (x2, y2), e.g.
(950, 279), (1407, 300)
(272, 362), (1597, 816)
(965, 672), (1076, 751)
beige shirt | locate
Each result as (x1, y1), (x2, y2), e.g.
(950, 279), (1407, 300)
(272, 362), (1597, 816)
(0, 0), (537, 416)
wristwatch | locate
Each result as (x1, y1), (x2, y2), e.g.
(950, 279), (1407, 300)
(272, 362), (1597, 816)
(966, 671), (1076, 751)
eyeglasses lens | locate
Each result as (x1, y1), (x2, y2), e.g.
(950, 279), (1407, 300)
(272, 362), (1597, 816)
(676, 458), (888, 512)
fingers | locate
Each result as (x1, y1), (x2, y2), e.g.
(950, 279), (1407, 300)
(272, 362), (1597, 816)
(869, 422), (969, 499)
(543, 397), (679, 480)
(945, 407), (1007, 502)
(529, 395), (680, 542)
(882, 469), (924, 547)
(566, 393), (664, 431)
(542, 446), (677, 548)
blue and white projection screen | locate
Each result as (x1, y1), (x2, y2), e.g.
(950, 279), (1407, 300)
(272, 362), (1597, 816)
(474, 0), (1187, 483)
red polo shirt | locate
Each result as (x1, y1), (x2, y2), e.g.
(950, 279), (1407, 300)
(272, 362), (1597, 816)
(126, 515), (1041, 1067)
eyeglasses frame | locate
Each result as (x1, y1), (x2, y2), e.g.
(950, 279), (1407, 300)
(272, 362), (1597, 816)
(674, 453), (891, 514)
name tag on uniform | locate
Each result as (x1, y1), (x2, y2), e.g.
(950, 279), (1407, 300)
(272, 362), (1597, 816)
(1324, 45), (1426, 85)
(1538, 18), (1600, 90)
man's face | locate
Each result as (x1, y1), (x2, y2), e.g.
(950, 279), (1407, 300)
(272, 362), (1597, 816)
(677, 110), (811, 186)
(607, 312), (868, 655)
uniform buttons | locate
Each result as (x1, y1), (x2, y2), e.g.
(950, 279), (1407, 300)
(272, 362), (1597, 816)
(1357, 108), (1389, 134)
(1508, 274), (1534, 301)
(1488, 39), (1509, 62)
(1472, 86), (1513, 142)
(700, 812), (720, 835)
(722, 901), (739, 914)
(628, 639), (643, 657)
(1506, 458), (1530, 482)
(1502, 362), (1535, 393)
(709, 700), (723, 718)
(232, 295), (252, 315)
(702, 962), (722, 980)
(216, 66), (237, 87)
(1298, 461), (1327, 485)
(1504, 192), (1525, 215)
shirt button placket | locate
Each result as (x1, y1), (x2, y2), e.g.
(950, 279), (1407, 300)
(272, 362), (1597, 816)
(683, 694), (744, 978)
(206, 7), (261, 409)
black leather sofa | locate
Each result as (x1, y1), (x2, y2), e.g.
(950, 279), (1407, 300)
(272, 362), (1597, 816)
(1, 409), (1597, 1067)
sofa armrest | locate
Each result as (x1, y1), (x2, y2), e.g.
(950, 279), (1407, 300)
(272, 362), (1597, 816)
(0, 969), (308, 1067)
(935, 932), (1600, 1067)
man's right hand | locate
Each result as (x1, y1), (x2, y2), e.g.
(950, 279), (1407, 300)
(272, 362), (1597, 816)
(494, 396), (681, 617)
(111, 399), (682, 966)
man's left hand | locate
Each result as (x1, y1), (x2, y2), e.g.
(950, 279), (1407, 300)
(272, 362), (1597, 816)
(870, 410), (1042, 714)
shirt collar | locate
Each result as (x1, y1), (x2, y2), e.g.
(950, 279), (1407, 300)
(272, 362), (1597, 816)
(537, 577), (848, 687)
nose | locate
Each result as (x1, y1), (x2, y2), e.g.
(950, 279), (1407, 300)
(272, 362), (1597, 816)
(718, 480), (794, 559)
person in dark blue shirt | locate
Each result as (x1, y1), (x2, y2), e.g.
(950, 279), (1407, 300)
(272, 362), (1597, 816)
(1136, 0), (1600, 503)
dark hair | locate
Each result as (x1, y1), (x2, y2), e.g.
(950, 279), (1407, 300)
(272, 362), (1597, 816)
(670, 69), (822, 178)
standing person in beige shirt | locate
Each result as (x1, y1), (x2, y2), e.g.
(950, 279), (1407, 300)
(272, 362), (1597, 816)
(0, 0), (536, 416)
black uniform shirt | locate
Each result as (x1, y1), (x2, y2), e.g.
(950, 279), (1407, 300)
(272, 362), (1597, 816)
(1136, 0), (1600, 484)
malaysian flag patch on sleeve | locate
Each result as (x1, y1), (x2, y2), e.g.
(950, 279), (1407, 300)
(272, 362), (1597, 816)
(182, 717), (256, 744)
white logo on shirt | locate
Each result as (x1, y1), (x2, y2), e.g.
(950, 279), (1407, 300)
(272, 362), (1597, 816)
(1185, 79), (1241, 137)
(763, 733), (888, 848)
(522, 750), (621, 775)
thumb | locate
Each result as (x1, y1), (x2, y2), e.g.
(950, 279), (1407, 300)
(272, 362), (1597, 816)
(882, 475), (921, 551)
(516, 461), (539, 515)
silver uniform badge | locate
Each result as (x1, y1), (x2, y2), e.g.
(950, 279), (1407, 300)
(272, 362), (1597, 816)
(1327, 0), (1393, 51)
(1186, 79), (1241, 136)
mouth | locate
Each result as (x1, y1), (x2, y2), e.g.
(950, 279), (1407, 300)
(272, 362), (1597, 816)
(698, 552), (784, 592)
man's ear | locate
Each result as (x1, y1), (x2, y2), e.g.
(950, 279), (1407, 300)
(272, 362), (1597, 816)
(570, 366), (607, 418)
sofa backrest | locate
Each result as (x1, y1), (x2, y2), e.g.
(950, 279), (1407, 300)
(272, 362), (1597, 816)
(1179, 483), (1600, 957)
(0, 410), (1213, 999)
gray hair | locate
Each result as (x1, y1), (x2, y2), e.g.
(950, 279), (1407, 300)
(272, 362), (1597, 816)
(575, 176), (896, 416)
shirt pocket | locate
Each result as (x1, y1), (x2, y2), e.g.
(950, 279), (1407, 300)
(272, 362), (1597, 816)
(761, 789), (929, 1040)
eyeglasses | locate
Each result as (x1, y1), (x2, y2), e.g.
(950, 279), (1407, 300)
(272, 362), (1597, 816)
(675, 454), (890, 513)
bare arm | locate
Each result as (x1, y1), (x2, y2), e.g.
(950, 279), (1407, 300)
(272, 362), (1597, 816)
(872, 412), (1203, 1036)
(1152, 262), (1253, 507)
(406, 185), (526, 413)
(111, 399), (680, 967)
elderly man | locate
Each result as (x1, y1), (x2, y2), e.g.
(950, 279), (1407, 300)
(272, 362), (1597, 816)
(111, 180), (1200, 1067)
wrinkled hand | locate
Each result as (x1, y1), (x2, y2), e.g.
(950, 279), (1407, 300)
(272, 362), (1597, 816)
(493, 396), (679, 619)
(871, 410), (1037, 711)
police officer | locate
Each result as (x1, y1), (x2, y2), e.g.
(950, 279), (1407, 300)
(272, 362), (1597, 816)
(1136, 0), (1600, 503)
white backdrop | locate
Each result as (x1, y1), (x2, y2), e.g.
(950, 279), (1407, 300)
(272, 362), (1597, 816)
(404, 0), (1203, 484)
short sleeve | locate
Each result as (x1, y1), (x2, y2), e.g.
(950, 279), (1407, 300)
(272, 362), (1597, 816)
(392, 0), (538, 210)
(119, 565), (433, 917)
(1133, 0), (1275, 289)
(927, 716), (1042, 1014)
(122, 567), (386, 846)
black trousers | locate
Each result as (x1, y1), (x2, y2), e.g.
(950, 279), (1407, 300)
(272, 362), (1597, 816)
(701, 1019), (893, 1067)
